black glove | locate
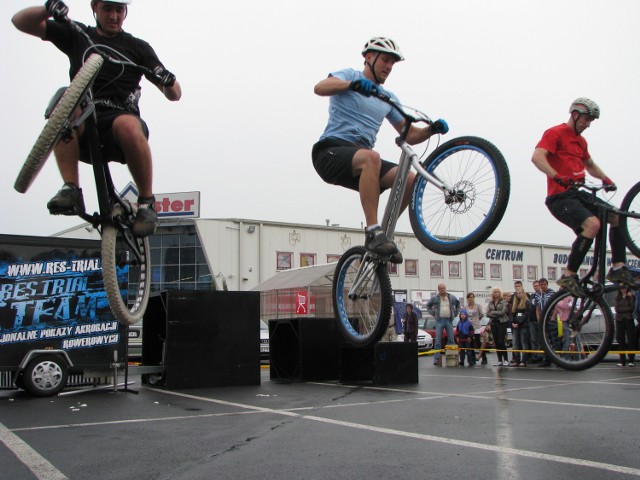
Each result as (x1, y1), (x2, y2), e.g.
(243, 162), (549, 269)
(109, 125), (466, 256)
(153, 66), (176, 88)
(45, 0), (69, 23)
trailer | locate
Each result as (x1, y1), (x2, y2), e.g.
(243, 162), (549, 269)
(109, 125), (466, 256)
(0, 234), (126, 396)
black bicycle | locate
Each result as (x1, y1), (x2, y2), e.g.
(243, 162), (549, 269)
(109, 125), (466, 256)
(13, 19), (162, 326)
(540, 182), (640, 370)
(333, 92), (510, 347)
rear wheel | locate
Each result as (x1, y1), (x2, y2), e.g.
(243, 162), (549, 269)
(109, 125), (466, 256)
(102, 205), (151, 326)
(14, 54), (104, 193)
(409, 136), (510, 255)
(332, 247), (392, 347)
(619, 180), (640, 258)
(540, 291), (614, 370)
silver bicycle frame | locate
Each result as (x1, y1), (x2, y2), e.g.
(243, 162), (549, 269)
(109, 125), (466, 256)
(380, 141), (449, 240)
(346, 140), (449, 299)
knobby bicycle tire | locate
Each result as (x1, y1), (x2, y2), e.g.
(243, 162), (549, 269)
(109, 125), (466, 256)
(540, 291), (614, 371)
(102, 206), (151, 326)
(409, 136), (510, 255)
(332, 246), (392, 347)
(14, 54), (104, 193)
(619, 180), (640, 258)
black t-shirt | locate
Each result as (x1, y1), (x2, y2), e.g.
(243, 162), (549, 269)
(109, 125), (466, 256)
(45, 20), (164, 110)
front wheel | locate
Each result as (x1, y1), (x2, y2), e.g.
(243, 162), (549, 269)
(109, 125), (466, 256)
(409, 136), (510, 255)
(332, 247), (392, 347)
(619, 180), (640, 258)
(102, 205), (151, 326)
(540, 291), (614, 371)
(14, 54), (104, 194)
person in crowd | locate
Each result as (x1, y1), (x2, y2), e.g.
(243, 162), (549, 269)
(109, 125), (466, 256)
(528, 279), (543, 363)
(403, 303), (418, 343)
(615, 287), (636, 367)
(552, 295), (575, 360)
(12, 0), (182, 237)
(487, 287), (509, 366)
(312, 37), (448, 262)
(511, 287), (533, 366)
(532, 98), (638, 297)
(534, 278), (556, 367)
(456, 309), (475, 366)
(427, 283), (460, 365)
(382, 310), (398, 342)
(465, 292), (485, 364)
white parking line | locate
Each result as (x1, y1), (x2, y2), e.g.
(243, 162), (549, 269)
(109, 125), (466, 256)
(146, 387), (640, 477)
(0, 421), (68, 480)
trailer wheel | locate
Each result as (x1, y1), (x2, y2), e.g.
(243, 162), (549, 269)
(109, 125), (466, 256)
(22, 355), (68, 397)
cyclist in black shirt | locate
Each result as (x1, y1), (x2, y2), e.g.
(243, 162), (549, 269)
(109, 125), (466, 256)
(12, 0), (182, 236)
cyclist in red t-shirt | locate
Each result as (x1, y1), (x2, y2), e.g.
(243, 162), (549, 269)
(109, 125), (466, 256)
(532, 98), (637, 296)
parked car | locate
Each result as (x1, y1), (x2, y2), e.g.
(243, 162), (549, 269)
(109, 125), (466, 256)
(420, 314), (459, 345)
(398, 329), (433, 351)
(260, 320), (270, 361)
(128, 320), (143, 360)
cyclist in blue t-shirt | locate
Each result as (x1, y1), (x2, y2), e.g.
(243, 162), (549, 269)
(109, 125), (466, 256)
(312, 37), (448, 262)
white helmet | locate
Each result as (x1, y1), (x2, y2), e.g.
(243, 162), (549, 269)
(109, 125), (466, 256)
(92, 0), (132, 4)
(569, 97), (600, 119)
(361, 37), (404, 61)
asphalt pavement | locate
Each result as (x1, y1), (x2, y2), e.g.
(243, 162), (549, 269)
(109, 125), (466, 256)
(1, 353), (640, 480)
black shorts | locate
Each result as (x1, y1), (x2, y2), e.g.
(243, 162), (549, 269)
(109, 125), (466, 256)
(78, 108), (149, 164)
(311, 138), (396, 192)
(545, 188), (612, 234)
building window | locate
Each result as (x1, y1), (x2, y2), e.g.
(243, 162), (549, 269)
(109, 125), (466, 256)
(527, 265), (538, 281)
(149, 229), (210, 292)
(277, 252), (292, 270)
(327, 254), (341, 263)
(490, 264), (501, 280)
(300, 253), (316, 267)
(473, 263), (485, 279)
(513, 264), (523, 280)
(547, 266), (557, 281)
(405, 259), (418, 276)
(430, 260), (443, 277)
(448, 261), (461, 279)
(387, 262), (398, 276)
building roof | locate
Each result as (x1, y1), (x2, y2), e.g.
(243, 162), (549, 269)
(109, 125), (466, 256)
(251, 263), (336, 291)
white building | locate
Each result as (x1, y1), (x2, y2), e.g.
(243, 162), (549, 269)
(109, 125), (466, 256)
(56, 215), (639, 308)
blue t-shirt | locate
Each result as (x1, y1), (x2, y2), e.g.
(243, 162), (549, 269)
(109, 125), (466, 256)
(318, 68), (404, 149)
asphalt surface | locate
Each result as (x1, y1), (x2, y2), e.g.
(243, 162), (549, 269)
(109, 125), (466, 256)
(1, 354), (640, 480)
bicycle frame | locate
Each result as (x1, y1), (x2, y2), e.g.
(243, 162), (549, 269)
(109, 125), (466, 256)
(578, 186), (640, 298)
(380, 140), (448, 241)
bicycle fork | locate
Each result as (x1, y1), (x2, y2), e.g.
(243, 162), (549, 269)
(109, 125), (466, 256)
(347, 253), (380, 300)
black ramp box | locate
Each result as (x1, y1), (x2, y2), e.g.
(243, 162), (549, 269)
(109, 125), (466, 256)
(269, 317), (340, 381)
(340, 341), (418, 385)
(162, 290), (260, 389)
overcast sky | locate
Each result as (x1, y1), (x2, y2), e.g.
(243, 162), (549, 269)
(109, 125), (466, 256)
(1, 0), (639, 249)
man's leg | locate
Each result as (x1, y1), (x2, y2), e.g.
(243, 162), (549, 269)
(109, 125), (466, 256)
(434, 320), (444, 364)
(47, 136), (85, 214)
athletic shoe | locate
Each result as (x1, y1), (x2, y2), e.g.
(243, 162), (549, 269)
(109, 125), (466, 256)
(132, 196), (158, 237)
(47, 182), (85, 215)
(493, 362), (503, 367)
(557, 274), (585, 297)
(518, 363), (527, 367)
(502, 361), (510, 366)
(606, 266), (639, 287)
(617, 363), (626, 367)
(364, 227), (398, 256)
(629, 363), (635, 367)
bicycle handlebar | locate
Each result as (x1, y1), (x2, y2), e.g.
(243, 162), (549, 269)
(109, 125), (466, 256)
(371, 91), (434, 127)
(570, 181), (617, 194)
(65, 18), (161, 81)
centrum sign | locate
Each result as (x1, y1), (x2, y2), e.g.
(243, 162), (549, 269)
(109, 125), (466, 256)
(120, 182), (200, 219)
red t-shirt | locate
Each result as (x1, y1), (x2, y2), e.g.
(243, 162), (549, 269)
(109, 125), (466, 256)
(536, 123), (590, 196)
